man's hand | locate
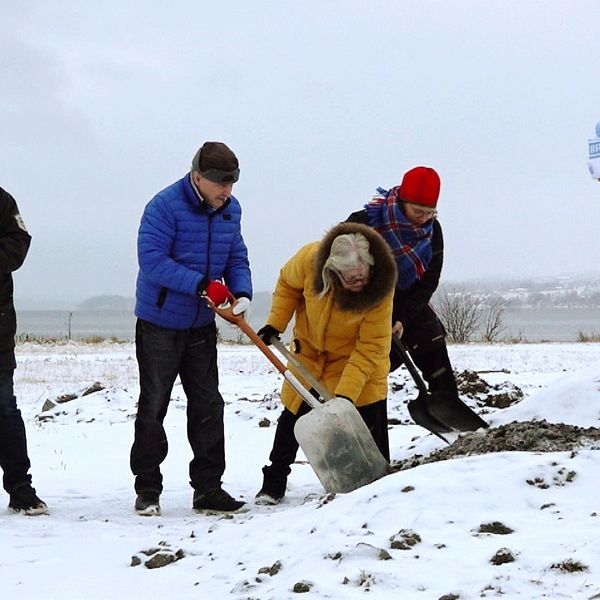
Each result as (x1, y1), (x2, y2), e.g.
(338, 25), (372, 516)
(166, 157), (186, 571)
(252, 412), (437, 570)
(202, 281), (232, 306)
(232, 296), (251, 317)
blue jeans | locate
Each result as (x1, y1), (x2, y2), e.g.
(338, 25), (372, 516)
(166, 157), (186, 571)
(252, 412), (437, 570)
(0, 370), (32, 493)
(130, 319), (226, 494)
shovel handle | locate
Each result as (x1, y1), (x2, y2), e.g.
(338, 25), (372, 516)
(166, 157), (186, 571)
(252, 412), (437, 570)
(210, 302), (320, 409)
(212, 303), (286, 371)
(270, 337), (333, 402)
(392, 334), (428, 394)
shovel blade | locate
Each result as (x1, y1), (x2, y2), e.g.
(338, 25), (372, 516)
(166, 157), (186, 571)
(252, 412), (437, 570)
(408, 393), (453, 443)
(426, 392), (489, 431)
(294, 397), (389, 494)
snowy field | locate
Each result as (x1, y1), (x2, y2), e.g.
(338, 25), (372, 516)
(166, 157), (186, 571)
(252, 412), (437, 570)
(2, 341), (600, 600)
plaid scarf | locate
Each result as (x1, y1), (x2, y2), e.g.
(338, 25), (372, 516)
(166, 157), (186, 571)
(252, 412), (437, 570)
(365, 186), (434, 289)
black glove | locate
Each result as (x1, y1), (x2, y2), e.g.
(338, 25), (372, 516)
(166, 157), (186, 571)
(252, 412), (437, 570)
(335, 395), (353, 403)
(257, 324), (281, 346)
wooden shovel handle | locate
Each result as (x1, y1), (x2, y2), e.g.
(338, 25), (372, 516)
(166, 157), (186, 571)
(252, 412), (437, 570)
(210, 300), (320, 409)
(212, 300), (320, 408)
(270, 337), (333, 401)
(210, 303), (288, 375)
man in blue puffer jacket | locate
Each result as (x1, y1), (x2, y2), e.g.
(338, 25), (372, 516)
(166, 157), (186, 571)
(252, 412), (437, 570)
(131, 141), (252, 516)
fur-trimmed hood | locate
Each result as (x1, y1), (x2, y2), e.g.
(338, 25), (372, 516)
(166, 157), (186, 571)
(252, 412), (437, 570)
(312, 222), (397, 312)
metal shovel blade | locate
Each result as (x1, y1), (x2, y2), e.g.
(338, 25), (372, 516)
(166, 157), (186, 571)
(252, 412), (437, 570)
(208, 307), (388, 493)
(294, 397), (389, 494)
(425, 392), (489, 431)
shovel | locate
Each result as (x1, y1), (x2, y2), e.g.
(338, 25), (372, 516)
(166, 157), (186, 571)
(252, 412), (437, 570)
(270, 337), (333, 402)
(210, 303), (389, 494)
(392, 335), (488, 442)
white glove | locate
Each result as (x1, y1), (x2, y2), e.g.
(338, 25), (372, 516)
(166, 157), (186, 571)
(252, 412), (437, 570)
(232, 296), (251, 316)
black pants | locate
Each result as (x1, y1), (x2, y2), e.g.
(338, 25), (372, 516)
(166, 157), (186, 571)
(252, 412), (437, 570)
(265, 398), (390, 477)
(130, 319), (225, 494)
(390, 306), (459, 396)
(0, 370), (32, 494)
(393, 343), (459, 396)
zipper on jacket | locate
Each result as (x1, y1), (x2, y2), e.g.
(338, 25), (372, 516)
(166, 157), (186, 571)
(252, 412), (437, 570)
(192, 212), (217, 328)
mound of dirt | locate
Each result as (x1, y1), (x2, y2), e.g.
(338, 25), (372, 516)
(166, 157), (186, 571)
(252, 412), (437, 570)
(392, 420), (600, 472)
(455, 370), (524, 408)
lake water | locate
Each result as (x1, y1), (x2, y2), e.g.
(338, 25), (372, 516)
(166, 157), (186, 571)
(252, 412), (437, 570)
(14, 309), (273, 343)
(501, 307), (600, 342)
(14, 306), (600, 343)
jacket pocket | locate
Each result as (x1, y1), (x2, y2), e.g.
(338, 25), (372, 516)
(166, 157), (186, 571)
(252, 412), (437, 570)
(156, 287), (168, 309)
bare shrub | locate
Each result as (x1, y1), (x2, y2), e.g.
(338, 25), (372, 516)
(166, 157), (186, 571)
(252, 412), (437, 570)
(434, 286), (480, 343)
(577, 330), (600, 342)
(80, 335), (106, 344)
(480, 297), (506, 343)
(434, 286), (508, 344)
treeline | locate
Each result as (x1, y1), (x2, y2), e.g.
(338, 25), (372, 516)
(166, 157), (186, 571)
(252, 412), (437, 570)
(439, 276), (600, 309)
(432, 283), (600, 343)
(77, 295), (135, 311)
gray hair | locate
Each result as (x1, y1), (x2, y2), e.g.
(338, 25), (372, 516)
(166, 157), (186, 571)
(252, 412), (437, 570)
(320, 233), (374, 297)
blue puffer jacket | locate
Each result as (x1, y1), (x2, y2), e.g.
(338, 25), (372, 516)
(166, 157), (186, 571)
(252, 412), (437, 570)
(135, 174), (252, 329)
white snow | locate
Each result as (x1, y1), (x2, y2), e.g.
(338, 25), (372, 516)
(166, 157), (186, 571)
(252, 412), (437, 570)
(2, 341), (600, 599)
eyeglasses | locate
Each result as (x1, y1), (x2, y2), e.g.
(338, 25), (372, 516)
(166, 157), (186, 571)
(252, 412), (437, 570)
(405, 204), (437, 219)
(337, 270), (368, 286)
(197, 144), (240, 183)
(200, 168), (239, 183)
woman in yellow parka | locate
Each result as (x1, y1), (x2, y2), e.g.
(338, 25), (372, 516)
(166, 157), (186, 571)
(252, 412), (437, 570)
(255, 222), (397, 504)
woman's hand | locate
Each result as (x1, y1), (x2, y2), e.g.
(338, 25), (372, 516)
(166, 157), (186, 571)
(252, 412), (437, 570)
(392, 320), (404, 337)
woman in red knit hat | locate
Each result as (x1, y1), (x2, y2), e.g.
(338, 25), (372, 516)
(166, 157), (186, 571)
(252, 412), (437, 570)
(346, 166), (459, 401)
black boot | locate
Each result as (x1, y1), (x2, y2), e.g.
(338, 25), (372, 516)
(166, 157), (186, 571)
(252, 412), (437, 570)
(8, 485), (48, 516)
(255, 465), (288, 505)
(135, 492), (161, 516)
(193, 487), (245, 512)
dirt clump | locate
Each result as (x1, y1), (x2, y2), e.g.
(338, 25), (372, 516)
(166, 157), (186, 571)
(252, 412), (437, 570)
(392, 420), (600, 471)
(455, 370), (524, 408)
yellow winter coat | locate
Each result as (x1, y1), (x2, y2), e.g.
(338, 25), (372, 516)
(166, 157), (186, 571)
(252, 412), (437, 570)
(266, 222), (397, 414)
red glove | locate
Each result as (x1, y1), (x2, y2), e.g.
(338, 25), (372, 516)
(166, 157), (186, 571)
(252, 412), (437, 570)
(203, 281), (232, 305)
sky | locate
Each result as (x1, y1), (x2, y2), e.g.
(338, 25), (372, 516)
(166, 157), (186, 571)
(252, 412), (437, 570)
(2, 340), (600, 598)
(2, 1), (600, 309)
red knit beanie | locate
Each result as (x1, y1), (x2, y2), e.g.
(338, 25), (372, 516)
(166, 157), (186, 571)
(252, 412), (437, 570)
(398, 166), (441, 208)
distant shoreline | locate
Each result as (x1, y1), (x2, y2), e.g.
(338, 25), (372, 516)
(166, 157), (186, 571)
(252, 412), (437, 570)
(15, 306), (600, 344)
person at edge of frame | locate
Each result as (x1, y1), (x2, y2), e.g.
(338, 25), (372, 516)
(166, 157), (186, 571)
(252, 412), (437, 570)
(0, 186), (48, 516)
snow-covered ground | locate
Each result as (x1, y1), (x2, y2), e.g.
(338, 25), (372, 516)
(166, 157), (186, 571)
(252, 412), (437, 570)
(2, 341), (600, 599)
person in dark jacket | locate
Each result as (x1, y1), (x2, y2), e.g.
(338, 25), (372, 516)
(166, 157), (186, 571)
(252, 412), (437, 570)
(131, 141), (252, 516)
(0, 186), (47, 515)
(346, 166), (459, 399)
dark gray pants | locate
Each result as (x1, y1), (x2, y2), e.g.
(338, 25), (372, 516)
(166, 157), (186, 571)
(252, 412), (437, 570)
(0, 370), (32, 494)
(130, 319), (225, 494)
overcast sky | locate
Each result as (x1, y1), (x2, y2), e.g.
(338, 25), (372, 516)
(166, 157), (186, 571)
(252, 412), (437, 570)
(2, 1), (600, 308)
